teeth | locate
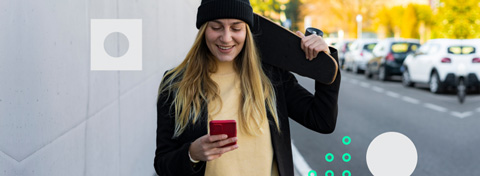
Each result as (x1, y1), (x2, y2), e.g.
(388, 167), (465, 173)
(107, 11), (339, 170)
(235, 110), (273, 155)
(218, 46), (233, 50)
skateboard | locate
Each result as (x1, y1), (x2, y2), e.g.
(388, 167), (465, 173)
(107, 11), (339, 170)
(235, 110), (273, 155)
(252, 13), (338, 85)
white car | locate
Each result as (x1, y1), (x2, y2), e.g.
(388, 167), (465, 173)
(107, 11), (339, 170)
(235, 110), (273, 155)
(402, 39), (480, 93)
(344, 39), (378, 73)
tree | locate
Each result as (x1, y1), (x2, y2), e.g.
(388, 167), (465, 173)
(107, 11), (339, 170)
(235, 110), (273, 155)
(401, 4), (418, 38)
(374, 4), (433, 40)
(251, 0), (303, 30)
(432, 0), (480, 39)
(298, 0), (385, 38)
(251, 0), (282, 22)
(284, 0), (302, 31)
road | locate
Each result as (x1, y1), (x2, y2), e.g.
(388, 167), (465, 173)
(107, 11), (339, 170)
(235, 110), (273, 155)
(291, 70), (480, 176)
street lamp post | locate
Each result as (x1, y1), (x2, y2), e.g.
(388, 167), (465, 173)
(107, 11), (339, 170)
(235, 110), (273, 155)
(356, 14), (362, 39)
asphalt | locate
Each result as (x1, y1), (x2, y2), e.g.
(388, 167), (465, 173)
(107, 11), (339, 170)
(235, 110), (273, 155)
(291, 70), (480, 176)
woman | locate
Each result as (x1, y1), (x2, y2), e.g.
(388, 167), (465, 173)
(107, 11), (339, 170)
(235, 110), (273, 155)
(154, 0), (340, 175)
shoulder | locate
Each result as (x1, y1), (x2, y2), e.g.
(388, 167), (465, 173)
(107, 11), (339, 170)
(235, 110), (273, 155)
(157, 69), (181, 108)
(262, 63), (295, 85)
(161, 69), (182, 84)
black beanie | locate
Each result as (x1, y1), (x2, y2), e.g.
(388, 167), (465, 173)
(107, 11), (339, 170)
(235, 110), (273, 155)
(196, 0), (254, 29)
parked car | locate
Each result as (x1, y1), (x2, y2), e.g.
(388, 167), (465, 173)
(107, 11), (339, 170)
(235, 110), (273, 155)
(402, 39), (480, 93)
(344, 39), (378, 73)
(333, 39), (354, 69)
(365, 38), (420, 81)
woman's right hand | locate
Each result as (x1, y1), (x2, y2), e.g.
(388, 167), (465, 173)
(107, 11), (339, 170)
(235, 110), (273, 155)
(188, 134), (238, 162)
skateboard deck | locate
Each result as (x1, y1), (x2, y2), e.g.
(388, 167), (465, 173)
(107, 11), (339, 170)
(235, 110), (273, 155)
(252, 13), (338, 85)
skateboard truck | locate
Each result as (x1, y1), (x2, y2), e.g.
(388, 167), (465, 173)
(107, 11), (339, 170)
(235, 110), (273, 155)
(305, 27), (324, 37)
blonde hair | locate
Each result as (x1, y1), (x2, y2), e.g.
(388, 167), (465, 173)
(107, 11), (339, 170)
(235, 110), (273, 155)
(159, 23), (279, 137)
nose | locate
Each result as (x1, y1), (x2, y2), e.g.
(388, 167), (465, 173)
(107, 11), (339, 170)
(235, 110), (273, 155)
(220, 29), (233, 43)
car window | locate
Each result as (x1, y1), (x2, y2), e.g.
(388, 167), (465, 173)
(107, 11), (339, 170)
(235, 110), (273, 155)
(346, 42), (353, 51)
(410, 44), (419, 52)
(372, 42), (384, 56)
(462, 46), (475, 54)
(391, 43), (409, 53)
(448, 46), (476, 55)
(391, 43), (420, 53)
(363, 43), (377, 52)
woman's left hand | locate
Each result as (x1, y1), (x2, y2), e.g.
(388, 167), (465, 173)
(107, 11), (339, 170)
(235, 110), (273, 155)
(296, 31), (330, 61)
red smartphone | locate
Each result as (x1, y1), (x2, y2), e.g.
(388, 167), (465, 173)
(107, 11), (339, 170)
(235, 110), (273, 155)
(209, 120), (237, 147)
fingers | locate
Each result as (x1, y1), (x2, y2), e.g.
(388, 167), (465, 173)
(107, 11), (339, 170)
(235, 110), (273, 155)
(206, 134), (228, 143)
(204, 143), (239, 160)
(309, 41), (323, 59)
(208, 136), (237, 148)
(217, 137), (237, 147)
(297, 31), (330, 60)
(296, 31), (305, 38)
(190, 134), (238, 161)
(304, 36), (316, 60)
(296, 31), (306, 52)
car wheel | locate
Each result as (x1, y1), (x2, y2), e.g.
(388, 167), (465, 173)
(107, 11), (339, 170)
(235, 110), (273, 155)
(365, 68), (372, 79)
(429, 72), (444, 94)
(402, 69), (414, 87)
(378, 66), (388, 81)
(345, 62), (351, 71)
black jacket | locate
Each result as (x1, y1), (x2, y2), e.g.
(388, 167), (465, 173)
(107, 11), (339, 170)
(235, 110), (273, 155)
(154, 53), (341, 176)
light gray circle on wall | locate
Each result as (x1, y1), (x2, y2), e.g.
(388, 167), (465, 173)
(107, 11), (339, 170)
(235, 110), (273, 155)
(104, 32), (130, 58)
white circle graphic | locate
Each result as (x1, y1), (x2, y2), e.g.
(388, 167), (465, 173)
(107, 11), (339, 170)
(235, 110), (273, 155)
(366, 132), (417, 176)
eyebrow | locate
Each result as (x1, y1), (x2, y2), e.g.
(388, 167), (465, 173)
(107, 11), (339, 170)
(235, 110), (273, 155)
(210, 20), (244, 26)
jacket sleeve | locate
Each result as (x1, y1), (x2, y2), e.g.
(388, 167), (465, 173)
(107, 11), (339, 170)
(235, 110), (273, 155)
(153, 81), (206, 175)
(282, 52), (341, 134)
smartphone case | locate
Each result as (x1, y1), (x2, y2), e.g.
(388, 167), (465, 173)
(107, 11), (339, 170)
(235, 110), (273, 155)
(209, 120), (237, 147)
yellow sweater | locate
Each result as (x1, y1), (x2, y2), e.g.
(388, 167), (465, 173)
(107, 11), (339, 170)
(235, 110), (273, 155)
(205, 62), (278, 176)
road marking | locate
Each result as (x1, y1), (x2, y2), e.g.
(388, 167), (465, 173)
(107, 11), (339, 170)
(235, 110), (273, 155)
(291, 141), (312, 176)
(402, 96), (420, 104)
(372, 86), (385, 93)
(360, 82), (371, 88)
(386, 91), (400, 98)
(424, 103), (448, 113)
(345, 76), (480, 119)
(450, 111), (473, 119)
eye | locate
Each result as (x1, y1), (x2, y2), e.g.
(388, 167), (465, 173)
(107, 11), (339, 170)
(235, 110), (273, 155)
(210, 26), (222, 30)
(231, 25), (243, 31)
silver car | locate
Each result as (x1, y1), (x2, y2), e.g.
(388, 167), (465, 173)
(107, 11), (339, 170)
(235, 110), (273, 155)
(344, 39), (378, 73)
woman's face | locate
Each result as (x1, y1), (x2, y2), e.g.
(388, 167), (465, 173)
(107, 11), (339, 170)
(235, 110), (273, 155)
(205, 19), (247, 62)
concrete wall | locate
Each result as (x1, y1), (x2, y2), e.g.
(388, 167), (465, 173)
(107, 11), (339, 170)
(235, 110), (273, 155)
(0, 0), (199, 175)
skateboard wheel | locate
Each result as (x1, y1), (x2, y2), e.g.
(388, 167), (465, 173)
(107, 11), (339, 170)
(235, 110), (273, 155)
(306, 27), (323, 37)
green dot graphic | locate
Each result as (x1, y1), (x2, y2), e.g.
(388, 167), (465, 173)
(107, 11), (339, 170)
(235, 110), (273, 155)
(308, 170), (317, 176)
(342, 136), (351, 145)
(342, 153), (351, 162)
(342, 170), (351, 176)
(325, 153), (334, 162)
(325, 170), (334, 176)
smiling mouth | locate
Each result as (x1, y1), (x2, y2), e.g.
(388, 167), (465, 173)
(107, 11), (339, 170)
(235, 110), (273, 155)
(217, 45), (234, 50)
